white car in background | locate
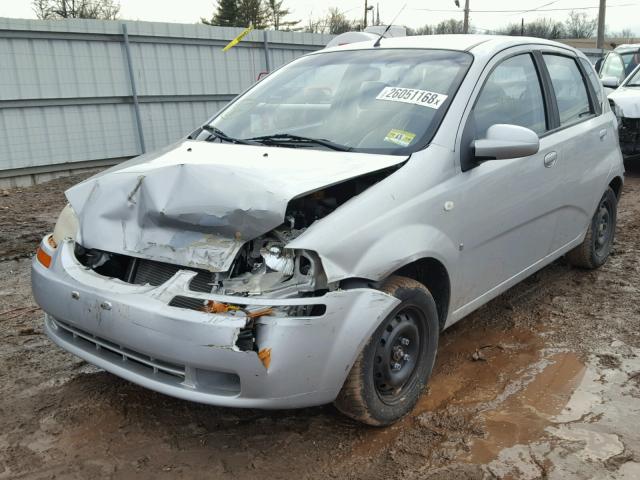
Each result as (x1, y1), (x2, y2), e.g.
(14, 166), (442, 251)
(609, 64), (640, 160)
(599, 44), (640, 93)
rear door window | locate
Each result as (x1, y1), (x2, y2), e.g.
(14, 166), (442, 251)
(543, 54), (592, 126)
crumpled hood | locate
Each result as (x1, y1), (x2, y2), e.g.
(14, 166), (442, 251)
(66, 140), (406, 272)
(609, 86), (640, 118)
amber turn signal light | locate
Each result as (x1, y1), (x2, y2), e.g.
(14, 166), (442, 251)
(36, 247), (52, 268)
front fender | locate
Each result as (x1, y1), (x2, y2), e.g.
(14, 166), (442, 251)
(289, 146), (458, 284)
(317, 223), (458, 284)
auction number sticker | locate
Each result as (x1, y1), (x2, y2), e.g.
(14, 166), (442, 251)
(376, 87), (448, 109)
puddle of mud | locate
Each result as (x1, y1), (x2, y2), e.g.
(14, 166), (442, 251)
(352, 326), (544, 455)
(467, 352), (586, 464)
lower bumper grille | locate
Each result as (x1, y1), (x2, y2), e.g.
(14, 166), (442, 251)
(47, 316), (242, 396)
(51, 317), (186, 380)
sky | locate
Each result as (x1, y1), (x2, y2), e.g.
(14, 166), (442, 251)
(1, 0), (639, 35)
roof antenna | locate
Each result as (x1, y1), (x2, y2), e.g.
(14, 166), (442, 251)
(373, 4), (406, 48)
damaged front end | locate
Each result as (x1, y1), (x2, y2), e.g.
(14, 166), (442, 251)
(67, 163), (397, 355)
(618, 116), (640, 159)
(42, 141), (406, 383)
(609, 92), (640, 160)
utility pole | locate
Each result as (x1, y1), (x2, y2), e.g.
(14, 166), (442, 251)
(521, 18), (524, 36)
(596, 0), (606, 49)
(364, 0), (368, 28)
(463, 0), (470, 34)
(455, 0), (470, 34)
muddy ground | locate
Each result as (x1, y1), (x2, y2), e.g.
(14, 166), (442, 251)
(1, 170), (640, 479)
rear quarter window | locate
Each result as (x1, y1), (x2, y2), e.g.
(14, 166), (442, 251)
(579, 57), (603, 107)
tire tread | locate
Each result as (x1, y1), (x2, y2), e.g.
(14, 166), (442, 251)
(334, 276), (435, 426)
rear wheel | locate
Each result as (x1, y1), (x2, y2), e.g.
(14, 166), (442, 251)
(334, 276), (439, 426)
(566, 187), (617, 269)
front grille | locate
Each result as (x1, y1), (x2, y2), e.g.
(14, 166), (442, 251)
(132, 258), (215, 293)
(169, 295), (207, 310)
(619, 117), (640, 156)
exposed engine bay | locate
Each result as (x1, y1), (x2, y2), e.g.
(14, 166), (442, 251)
(74, 167), (396, 299)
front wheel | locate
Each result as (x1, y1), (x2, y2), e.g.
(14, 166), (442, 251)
(334, 276), (439, 426)
(566, 187), (618, 269)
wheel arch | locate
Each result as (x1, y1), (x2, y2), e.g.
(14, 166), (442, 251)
(609, 175), (623, 199)
(391, 257), (451, 331)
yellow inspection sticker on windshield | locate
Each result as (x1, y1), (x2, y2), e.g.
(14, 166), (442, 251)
(384, 129), (416, 147)
(376, 87), (448, 109)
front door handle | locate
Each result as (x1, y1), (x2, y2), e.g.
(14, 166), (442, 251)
(599, 128), (608, 140)
(544, 151), (558, 168)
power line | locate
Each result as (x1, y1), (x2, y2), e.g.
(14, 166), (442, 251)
(412, 3), (638, 14)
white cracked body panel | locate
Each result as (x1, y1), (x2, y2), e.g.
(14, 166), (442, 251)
(609, 86), (640, 118)
(65, 140), (407, 272)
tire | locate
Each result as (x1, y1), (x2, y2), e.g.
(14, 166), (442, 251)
(334, 275), (439, 426)
(566, 187), (617, 269)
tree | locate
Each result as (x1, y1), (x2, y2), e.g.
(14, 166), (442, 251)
(434, 19), (466, 34)
(607, 27), (635, 39)
(564, 10), (596, 38)
(265, 0), (300, 31)
(304, 16), (323, 34)
(406, 25), (434, 36)
(326, 8), (356, 35)
(496, 18), (564, 39)
(201, 0), (240, 27)
(32, 0), (120, 20)
(237, 0), (269, 29)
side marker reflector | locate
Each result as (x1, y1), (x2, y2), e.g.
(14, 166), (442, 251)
(36, 247), (52, 268)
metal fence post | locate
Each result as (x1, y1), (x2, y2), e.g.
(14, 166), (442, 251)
(122, 23), (146, 154)
(263, 29), (271, 73)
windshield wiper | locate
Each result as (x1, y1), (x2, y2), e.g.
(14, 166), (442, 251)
(244, 133), (352, 152)
(201, 125), (258, 145)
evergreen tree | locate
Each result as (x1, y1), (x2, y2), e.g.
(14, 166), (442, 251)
(202, 0), (241, 27)
(238, 0), (269, 29)
(265, 0), (300, 31)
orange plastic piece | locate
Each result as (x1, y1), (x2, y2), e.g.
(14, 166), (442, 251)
(36, 247), (52, 268)
(258, 348), (272, 370)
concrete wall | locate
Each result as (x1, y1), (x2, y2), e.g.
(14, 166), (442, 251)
(0, 17), (332, 187)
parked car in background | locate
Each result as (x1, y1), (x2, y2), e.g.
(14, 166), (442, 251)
(599, 44), (640, 93)
(609, 64), (640, 160)
(32, 35), (624, 426)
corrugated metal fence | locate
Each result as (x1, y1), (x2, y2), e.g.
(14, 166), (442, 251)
(0, 17), (332, 187)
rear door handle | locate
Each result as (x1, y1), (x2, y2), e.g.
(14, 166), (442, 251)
(599, 129), (608, 140)
(544, 151), (558, 168)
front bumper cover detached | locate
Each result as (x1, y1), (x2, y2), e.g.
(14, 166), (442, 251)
(32, 237), (399, 409)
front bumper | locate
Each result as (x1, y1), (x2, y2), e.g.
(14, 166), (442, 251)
(32, 237), (399, 409)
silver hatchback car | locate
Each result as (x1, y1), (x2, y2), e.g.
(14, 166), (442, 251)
(32, 35), (624, 425)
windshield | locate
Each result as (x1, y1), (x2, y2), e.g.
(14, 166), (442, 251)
(626, 65), (640, 86)
(621, 51), (640, 76)
(205, 49), (473, 155)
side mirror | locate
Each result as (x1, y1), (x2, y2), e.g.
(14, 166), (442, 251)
(601, 76), (620, 89)
(473, 124), (540, 161)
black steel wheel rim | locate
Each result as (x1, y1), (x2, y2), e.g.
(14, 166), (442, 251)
(594, 196), (613, 258)
(373, 305), (425, 405)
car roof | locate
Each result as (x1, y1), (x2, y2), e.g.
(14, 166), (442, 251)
(614, 44), (640, 53)
(320, 34), (579, 58)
